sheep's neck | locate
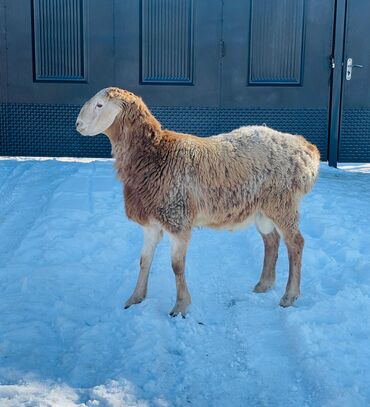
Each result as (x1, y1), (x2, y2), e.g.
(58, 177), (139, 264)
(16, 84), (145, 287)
(108, 114), (163, 185)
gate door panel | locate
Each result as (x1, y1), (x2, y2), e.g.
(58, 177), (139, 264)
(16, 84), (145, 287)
(5, 0), (114, 104)
(221, 0), (335, 159)
(338, 1), (370, 162)
(114, 0), (221, 107)
(3, 0), (115, 157)
(112, 0), (222, 136)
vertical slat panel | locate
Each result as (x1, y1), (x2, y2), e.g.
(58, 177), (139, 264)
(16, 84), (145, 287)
(249, 0), (304, 85)
(141, 0), (193, 84)
(33, 0), (85, 81)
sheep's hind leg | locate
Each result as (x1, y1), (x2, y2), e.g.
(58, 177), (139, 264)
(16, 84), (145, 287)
(266, 208), (304, 307)
(124, 224), (163, 309)
(253, 229), (280, 293)
(279, 228), (304, 307)
(169, 231), (192, 317)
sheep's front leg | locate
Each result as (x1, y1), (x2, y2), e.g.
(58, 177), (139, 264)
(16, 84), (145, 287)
(124, 224), (163, 309)
(254, 229), (280, 293)
(169, 231), (192, 317)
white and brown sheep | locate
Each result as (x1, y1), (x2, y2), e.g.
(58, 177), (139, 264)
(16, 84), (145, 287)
(76, 87), (320, 316)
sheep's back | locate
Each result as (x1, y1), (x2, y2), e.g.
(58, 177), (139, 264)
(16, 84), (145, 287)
(219, 126), (320, 195)
(186, 126), (320, 215)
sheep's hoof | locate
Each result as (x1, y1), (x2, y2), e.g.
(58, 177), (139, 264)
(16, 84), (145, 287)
(253, 280), (274, 293)
(279, 293), (299, 307)
(169, 300), (190, 318)
(124, 295), (145, 309)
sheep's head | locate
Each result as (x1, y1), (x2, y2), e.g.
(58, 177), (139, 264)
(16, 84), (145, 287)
(76, 87), (136, 136)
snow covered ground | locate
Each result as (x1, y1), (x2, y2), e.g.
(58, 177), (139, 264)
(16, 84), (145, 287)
(0, 158), (369, 407)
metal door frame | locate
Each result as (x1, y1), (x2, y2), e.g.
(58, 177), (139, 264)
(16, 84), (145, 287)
(328, 0), (347, 167)
(0, 0), (8, 102)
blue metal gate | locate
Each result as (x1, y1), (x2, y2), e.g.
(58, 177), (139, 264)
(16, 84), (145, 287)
(0, 0), (369, 163)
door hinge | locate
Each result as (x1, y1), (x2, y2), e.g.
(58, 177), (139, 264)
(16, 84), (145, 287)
(219, 40), (225, 58)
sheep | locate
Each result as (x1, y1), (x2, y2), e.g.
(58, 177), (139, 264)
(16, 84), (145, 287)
(76, 87), (320, 317)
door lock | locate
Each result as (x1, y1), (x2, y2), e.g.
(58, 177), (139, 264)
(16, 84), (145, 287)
(346, 58), (364, 80)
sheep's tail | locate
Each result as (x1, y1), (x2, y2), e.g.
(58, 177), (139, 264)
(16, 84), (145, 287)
(303, 140), (321, 194)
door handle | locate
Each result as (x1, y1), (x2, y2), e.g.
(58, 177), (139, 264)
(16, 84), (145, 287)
(346, 58), (364, 80)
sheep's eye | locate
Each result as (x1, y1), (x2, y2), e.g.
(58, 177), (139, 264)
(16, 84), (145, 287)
(96, 103), (103, 108)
